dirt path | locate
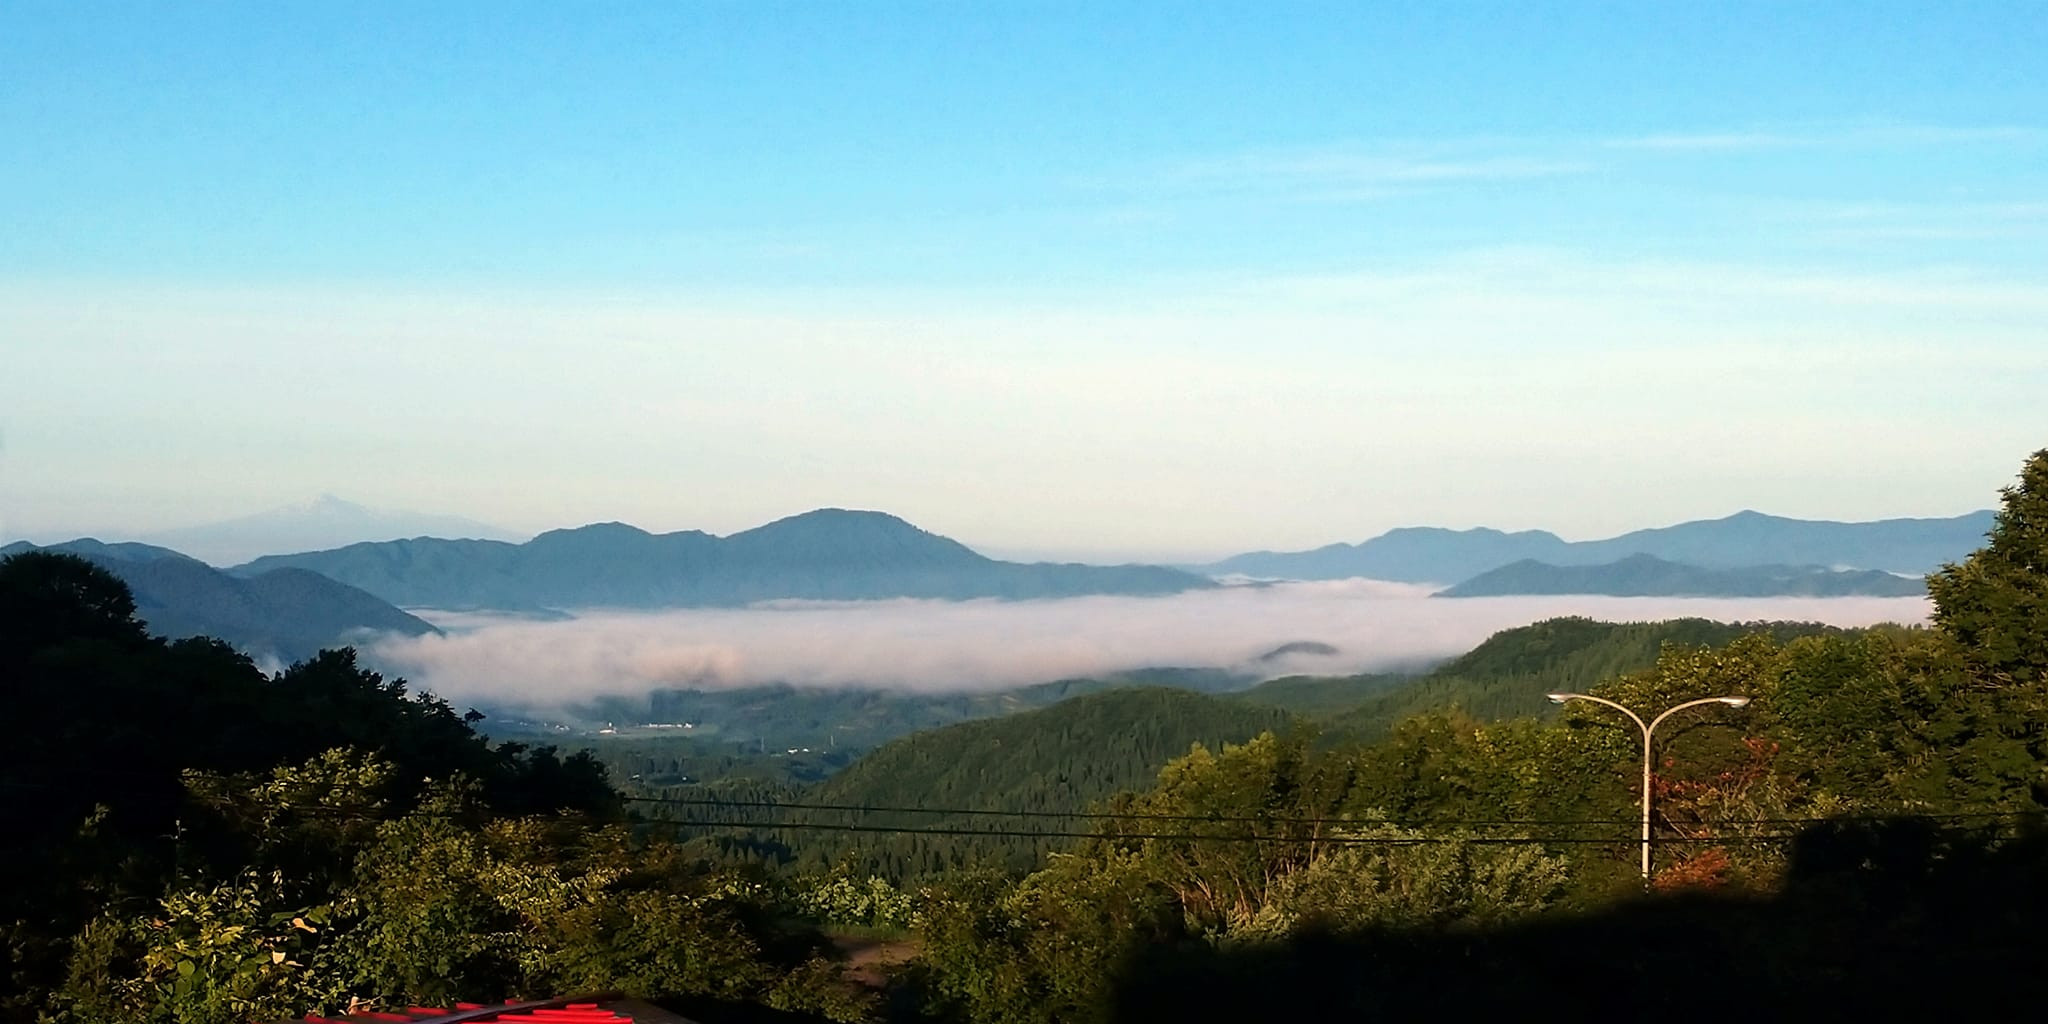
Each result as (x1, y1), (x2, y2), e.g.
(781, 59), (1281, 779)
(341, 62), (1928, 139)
(831, 933), (922, 989)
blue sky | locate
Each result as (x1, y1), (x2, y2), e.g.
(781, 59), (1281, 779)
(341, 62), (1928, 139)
(3, 2), (2045, 560)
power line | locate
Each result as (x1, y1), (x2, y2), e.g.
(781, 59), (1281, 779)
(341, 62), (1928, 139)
(13, 771), (2040, 840)
(646, 815), (2041, 847)
(641, 816), (1824, 846)
(621, 793), (2047, 830)
(621, 794), (1641, 827)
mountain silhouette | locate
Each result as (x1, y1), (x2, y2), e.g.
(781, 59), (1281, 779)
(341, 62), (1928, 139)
(1436, 553), (1928, 598)
(137, 494), (522, 566)
(0, 539), (438, 662)
(233, 508), (1213, 610)
(1201, 510), (1993, 584)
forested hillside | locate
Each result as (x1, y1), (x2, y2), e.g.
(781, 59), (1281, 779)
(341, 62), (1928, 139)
(816, 688), (1293, 813)
(643, 688), (1295, 877)
(1228, 671), (1411, 717)
(0, 550), (873, 1024)
(899, 452), (2048, 1022)
(1316, 616), (1847, 741)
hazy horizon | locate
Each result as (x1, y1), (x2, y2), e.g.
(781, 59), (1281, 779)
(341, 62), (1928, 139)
(1, 492), (1999, 569)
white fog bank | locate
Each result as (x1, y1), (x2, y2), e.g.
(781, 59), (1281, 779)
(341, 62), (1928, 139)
(368, 581), (1932, 706)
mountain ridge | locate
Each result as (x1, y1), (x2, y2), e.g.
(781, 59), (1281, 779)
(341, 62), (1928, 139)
(233, 508), (1213, 610)
(0, 539), (439, 662)
(136, 494), (523, 566)
(1199, 509), (1993, 583)
(1437, 553), (1927, 598)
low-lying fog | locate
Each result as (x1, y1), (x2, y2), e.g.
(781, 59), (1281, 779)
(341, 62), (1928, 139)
(364, 581), (1932, 707)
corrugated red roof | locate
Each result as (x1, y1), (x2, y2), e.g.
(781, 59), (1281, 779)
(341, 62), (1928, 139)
(273, 996), (695, 1024)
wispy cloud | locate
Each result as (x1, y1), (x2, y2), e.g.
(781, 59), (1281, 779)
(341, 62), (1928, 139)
(1120, 143), (1587, 203)
(1243, 246), (2048, 321)
(1111, 120), (2039, 205)
(1788, 199), (2048, 243)
(1611, 131), (1811, 152)
(368, 587), (1931, 706)
(1610, 122), (2037, 152)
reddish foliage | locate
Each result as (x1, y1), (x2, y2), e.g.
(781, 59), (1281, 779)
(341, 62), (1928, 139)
(1652, 847), (1732, 891)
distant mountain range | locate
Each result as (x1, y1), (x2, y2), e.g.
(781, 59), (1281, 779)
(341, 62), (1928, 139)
(139, 495), (522, 566)
(1200, 509), (1994, 584)
(1437, 554), (1927, 599)
(233, 509), (1215, 610)
(12, 505), (1984, 623)
(0, 539), (438, 663)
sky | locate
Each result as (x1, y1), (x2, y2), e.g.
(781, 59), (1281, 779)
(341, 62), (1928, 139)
(3, 2), (2045, 562)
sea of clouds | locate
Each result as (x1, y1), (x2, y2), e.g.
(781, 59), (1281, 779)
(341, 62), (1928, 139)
(365, 581), (1932, 707)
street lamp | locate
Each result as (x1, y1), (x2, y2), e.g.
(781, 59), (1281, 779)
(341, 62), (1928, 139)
(1545, 692), (1752, 882)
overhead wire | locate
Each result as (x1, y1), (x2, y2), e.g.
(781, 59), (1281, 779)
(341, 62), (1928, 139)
(620, 792), (2046, 830)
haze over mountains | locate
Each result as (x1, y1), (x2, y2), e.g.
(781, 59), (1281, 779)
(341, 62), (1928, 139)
(235, 509), (1211, 610)
(4, 502), (1983, 675)
(1200, 509), (1995, 585)
(137, 495), (523, 566)
(7, 503), (1989, 633)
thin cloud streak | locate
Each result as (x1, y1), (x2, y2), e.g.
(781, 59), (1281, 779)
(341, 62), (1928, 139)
(1127, 121), (2036, 202)
(1608, 123), (2036, 152)
(1121, 144), (1588, 202)
(368, 585), (1932, 707)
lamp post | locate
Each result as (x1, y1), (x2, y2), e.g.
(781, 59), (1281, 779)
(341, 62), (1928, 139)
(1545, 692), (1752, 882)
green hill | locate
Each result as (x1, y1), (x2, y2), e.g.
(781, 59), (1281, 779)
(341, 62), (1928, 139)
(813, 686), (1291, 811)
(1318, 616), (1846, 742)
(650, 687), (1294, 877)
(1230, 671), (1412, 717)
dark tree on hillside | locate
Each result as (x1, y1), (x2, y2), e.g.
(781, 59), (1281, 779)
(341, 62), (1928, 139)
(0, 550), (148, 651)
(1928, 448), (2048, 687)
(1922, 447), (2048, 809)
(0, 552), (624, 1013)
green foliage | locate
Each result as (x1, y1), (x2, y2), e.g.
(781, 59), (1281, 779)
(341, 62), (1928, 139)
(1921, 449), (2048, 809)
(51, 872), (348, 1024)
(1090, 733), (1570, 935)
(909, 733), (1570, 1022)
(47, 760), (876, 1023)
(796, 871), (917, 930)
(582, 737), (858, 789)
(1320, 616), (1842, 741)
(1227, 671), (1410, 717)
(1235, 828), (1570, 939)
(1, 555), (874, 1022)
(1928, 448), (2048, 686)
(723, 688), (1295, 878)
(912, 863), (1180, 1024)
